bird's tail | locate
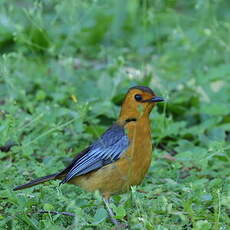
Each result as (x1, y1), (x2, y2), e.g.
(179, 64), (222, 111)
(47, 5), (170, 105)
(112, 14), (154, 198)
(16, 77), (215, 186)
(13, 173), (60, 191)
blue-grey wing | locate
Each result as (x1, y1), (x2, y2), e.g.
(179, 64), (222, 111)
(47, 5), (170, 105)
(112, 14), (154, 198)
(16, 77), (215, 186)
(61, 124), (129, 183)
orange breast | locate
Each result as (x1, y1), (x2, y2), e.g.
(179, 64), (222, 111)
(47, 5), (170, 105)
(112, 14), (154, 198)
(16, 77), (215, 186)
(70, 117), (152, 196)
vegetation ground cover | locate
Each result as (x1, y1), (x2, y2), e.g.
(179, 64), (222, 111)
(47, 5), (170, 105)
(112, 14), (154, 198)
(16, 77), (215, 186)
(0, 0), (229, 229)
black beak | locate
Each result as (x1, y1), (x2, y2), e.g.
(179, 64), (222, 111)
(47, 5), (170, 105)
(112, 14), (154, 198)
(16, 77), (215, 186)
(142, 96), (165, 103)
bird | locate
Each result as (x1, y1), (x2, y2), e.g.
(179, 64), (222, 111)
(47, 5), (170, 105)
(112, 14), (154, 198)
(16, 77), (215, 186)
(13, 86), (164, 226)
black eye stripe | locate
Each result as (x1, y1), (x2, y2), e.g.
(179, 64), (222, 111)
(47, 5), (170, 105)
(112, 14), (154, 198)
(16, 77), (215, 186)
(134, 94), (142, 101)
(125, 118), (137, 123)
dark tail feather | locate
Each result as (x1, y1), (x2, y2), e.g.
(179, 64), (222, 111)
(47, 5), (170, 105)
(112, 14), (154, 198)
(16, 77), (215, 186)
(13, 173), (60, 191)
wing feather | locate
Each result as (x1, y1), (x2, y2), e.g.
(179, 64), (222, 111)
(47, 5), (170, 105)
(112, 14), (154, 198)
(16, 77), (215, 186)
(61, 124), (129, 183)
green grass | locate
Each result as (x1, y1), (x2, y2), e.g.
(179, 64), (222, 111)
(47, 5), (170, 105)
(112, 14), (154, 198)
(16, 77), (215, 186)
(0, 0), (230, 229)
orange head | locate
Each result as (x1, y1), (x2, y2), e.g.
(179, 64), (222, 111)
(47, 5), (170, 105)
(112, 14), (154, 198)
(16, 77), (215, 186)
(118, 86), (164, 123)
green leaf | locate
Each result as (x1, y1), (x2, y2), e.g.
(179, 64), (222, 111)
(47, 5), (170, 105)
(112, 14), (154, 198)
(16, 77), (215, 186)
(194, 220), (211, 230)
(92, 207), (108, 224)
(111, 204), (126, 220)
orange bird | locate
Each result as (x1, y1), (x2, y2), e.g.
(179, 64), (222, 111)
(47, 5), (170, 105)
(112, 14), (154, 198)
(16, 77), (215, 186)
(14, 86), (164, 225)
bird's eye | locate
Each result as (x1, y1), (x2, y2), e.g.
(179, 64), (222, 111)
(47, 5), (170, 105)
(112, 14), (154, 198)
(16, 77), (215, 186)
(134, 94), (142, 101)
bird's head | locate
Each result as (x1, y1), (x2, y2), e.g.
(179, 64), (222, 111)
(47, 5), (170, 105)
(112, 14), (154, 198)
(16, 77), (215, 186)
(118, 86), (164, 123)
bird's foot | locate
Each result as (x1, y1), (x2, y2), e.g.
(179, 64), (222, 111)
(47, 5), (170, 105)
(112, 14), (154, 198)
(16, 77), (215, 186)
(103, 197), (128, 229)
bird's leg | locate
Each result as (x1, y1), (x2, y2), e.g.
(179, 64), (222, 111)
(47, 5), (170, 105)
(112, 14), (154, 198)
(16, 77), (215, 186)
(103, 197), (120, 226)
